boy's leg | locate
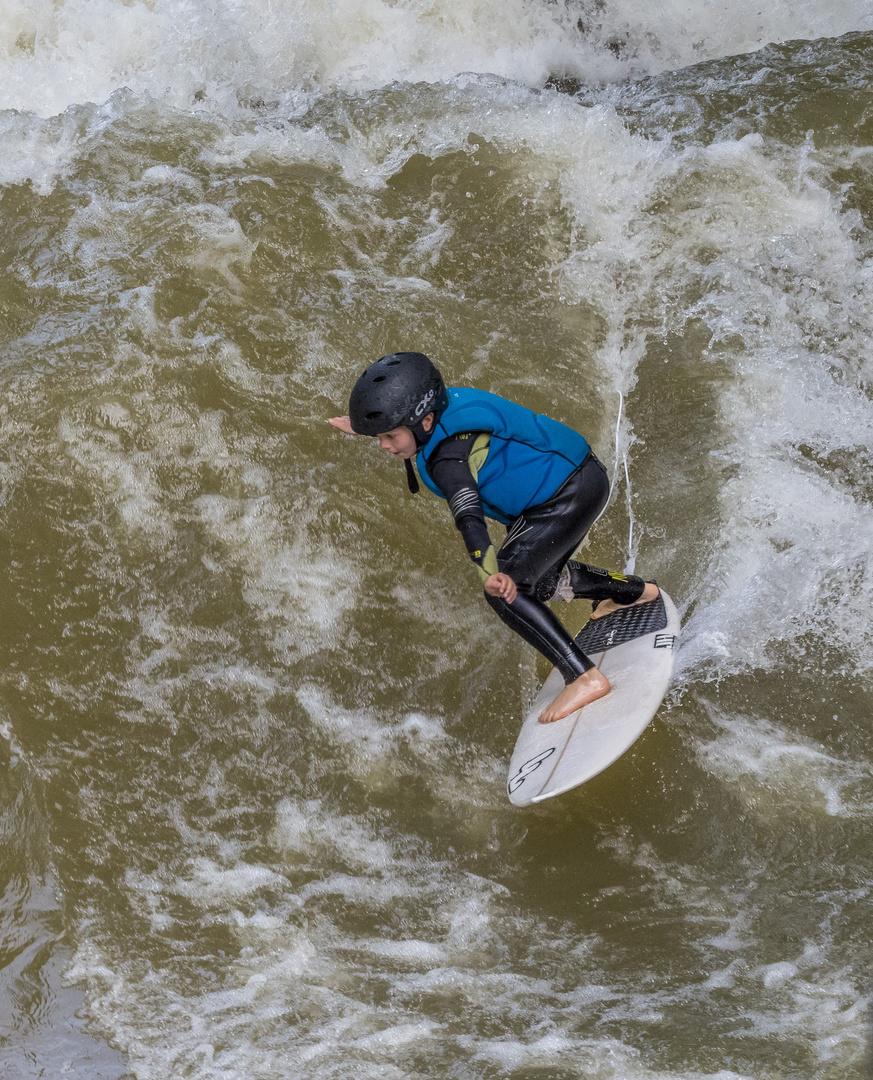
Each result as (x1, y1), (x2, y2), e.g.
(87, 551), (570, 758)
(548, 560), (649, 606)
(485, 589), (595, 682)
(485, 455), (610, 677)
(484, 454), (654, 722)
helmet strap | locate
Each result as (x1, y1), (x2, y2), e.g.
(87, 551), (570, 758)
(404, 458), (420, 495)
(410, 407), (444, 449)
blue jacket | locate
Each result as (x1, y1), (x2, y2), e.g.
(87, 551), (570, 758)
(417, 387), (590, 523)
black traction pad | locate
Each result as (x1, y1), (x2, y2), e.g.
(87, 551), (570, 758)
(574, 593), (668, 655)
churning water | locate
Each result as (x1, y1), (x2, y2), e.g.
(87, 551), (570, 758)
(2, 2), (873, 1078)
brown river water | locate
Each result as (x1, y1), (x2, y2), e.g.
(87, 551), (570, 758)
(1, 3), (873, 1077)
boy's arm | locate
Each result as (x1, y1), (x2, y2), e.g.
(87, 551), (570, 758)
(428, 435), (500, 583)
(328, 416), (356, 434)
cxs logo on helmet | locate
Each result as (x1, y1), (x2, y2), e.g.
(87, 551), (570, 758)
(413, 388), (435, 417)
(414, 388), (435, 417)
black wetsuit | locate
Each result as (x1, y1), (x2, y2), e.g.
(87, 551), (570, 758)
(427, 433), (646, 683)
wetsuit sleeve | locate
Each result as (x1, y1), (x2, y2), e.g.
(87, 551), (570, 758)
(428, 434), (499, 583)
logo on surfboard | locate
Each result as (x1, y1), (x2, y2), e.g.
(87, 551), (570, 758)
(507, 747), (557, 795)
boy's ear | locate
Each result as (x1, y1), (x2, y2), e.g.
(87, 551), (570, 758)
(422, 413), (435, 432)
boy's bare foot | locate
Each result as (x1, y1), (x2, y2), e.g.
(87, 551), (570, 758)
(538, 668), (611, 724)
(590, 582), (660, 620)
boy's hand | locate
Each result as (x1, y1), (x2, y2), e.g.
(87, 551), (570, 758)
(484, 573), (517, 603)
(328, 416), (356, 434)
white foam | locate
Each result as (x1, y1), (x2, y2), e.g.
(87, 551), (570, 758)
(129, 858), (289, 910)
(565, 133), (873, 683)
(68, 849), (536, 1078)
(272, 797), (395, 871)
(353, 1019), (440, 1051)
(0, 0), (598, 118)
(0, 95), (122, 193)
(759, 960), (798, 988)
(352, 938), (450, 967)
(471, 1032), (753, 1079)
(693, 705), (873, 819)
(295, 682), (502, 805)
(1, 0), (871, 120)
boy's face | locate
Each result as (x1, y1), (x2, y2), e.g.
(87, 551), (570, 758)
(375, 413), (434, 460)
(376, 426), (418, 459)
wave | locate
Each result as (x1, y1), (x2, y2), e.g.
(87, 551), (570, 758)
(1, 0), (871, 117)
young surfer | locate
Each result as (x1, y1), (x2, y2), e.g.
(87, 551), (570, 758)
(329, 352), (658, 724)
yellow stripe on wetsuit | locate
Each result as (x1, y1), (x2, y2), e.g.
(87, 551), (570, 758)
(468, 433), (490, 482)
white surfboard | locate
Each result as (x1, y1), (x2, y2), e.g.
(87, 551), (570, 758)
(506, 590), (680, 806)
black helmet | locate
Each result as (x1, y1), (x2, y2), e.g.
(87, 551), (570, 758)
(349, 352), (449, 440)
